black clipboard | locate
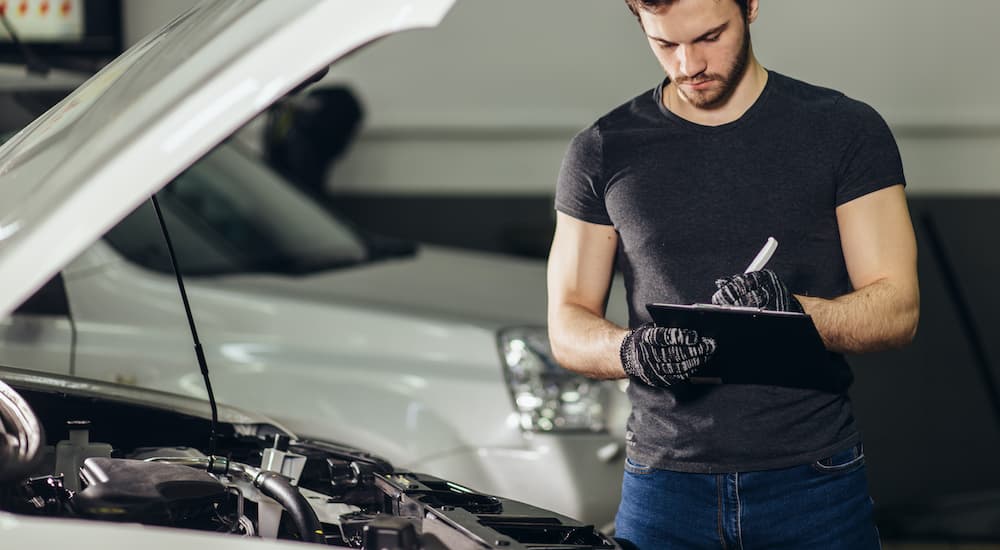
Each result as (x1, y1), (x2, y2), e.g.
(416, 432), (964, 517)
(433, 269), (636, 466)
(646, 303), (851, 393)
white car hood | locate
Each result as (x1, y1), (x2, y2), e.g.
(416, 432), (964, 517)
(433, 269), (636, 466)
(0, 0), (454, 320)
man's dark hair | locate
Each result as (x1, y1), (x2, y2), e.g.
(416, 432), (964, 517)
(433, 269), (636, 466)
(624, 0), (749, 23)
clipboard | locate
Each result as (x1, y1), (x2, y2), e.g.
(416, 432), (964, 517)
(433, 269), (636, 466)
(645, 303), (852, 393)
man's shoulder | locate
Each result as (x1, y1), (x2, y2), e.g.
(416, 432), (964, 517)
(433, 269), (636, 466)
(769, 71), (879, 119)
(565, 85), (660, 153)
(590, 85), (662, 134)
(768, 71), (846, 108)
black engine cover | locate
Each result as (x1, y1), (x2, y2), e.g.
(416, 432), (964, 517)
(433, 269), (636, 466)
(74, 457), (225, 525)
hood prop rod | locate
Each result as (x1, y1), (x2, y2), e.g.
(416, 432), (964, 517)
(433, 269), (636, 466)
(150, 194), (219, 457)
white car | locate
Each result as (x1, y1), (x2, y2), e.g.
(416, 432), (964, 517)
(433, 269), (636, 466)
(0, 0), (629, 531)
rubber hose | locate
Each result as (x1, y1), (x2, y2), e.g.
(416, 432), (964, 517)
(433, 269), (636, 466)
(255, 471), (324, 544)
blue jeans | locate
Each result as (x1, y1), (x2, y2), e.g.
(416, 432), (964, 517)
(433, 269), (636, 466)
(614, 443), (880, 549)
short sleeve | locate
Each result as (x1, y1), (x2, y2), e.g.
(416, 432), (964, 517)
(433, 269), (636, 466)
(835, 98), (906, 207)
(555, 124), (613, 225)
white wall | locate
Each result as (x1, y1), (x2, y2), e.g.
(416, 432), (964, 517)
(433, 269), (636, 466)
(122, 0), (1000, 196)
(329, 0), (1000, 196)
(121, 0), (199, 47)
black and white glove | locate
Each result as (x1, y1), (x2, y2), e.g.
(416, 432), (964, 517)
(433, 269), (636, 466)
(711, 269), (804, 313)
(619, 324), (717, 387)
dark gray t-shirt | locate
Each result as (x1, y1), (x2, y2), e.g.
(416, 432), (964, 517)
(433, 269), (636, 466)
(555, 71), (905, 473)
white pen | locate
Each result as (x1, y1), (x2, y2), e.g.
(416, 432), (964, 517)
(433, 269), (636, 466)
(744, 237), (778, 273)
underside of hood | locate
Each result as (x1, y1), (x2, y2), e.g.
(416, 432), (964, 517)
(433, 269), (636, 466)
(0, 0), (454, 320)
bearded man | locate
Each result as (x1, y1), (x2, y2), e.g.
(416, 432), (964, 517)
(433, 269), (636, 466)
(546, 0), (919, 547)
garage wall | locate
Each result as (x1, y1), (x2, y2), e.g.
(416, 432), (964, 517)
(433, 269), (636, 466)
(122, 0), (1000, 197)
(121, 0), (199, 47)
(324, 0), (1000, 197)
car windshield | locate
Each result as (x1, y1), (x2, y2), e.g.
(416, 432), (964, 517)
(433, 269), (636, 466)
(104, 141), (371, 276)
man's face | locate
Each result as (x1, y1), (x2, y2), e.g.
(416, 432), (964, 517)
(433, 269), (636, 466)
(639, 0), (753, 109)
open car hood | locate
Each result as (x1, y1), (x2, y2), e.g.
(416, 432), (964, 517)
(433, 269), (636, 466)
(0, 0), (455, 319)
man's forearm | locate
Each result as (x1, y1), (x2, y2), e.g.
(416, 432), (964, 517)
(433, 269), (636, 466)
(548, 303), (629, 380)
(797, 278), (919, 354)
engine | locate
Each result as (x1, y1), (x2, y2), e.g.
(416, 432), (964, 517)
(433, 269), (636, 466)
(0, 381), (620, 549)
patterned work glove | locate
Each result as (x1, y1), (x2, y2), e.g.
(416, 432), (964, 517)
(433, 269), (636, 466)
(711, 269), (804, 313)
(620, 324), (717, 387)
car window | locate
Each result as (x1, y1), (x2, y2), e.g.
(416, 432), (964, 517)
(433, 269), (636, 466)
(104, 140), (370, 276)
(102, 199), (245, 275)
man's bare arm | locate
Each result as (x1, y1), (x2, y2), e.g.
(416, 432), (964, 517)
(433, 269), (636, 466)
(797, 184), (920, 353)
(547, 212), (629, 379)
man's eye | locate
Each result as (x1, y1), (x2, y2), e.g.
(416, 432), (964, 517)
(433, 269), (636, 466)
(659, 42), (678, 49)
(703, 35), (721, 42)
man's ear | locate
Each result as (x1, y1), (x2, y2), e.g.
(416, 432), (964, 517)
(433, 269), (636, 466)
(746, 0), (759, 24)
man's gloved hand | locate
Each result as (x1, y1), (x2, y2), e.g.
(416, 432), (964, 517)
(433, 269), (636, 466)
(620, 324), (717, 387)
(711, 269), (804, 313)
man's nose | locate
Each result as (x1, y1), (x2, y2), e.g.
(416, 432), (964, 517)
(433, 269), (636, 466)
(678, 44), (707, 78)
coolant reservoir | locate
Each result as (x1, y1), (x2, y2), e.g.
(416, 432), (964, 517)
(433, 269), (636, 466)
(54, 420), (113, 492)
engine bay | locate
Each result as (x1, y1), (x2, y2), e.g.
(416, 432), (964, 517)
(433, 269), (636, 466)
(0, 382), (619, 549)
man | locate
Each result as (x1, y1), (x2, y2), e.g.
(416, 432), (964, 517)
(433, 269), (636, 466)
(546, 0), (919, 548)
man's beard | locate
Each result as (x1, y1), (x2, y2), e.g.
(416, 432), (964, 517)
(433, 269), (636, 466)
(674, 24), (751, 109)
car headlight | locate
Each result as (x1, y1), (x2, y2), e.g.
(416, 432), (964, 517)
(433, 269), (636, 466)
(498, 327), (608, 433)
